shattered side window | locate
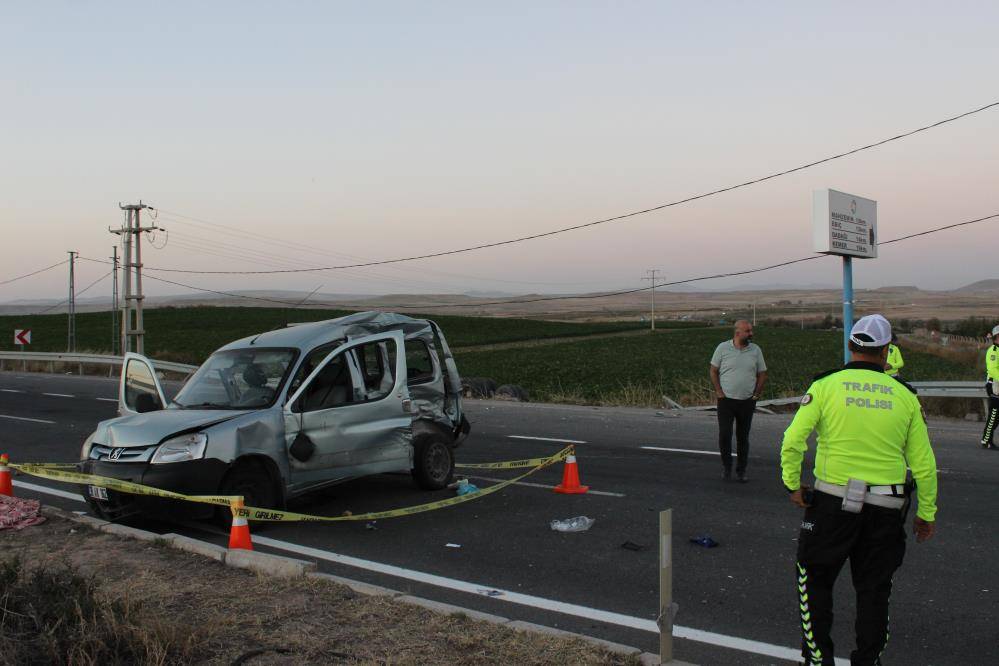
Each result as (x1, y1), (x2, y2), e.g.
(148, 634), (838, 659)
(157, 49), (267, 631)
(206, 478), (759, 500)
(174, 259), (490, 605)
(404, 340), (435, 385)
(353, 341), (394, 401)
(298, 354), (356, 412)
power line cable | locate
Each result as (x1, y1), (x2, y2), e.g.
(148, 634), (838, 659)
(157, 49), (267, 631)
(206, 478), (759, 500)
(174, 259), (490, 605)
(26, 270), (113, 315)
(161, 233), (474, 291)
(77, 210), (999, 311)
(0, 260), (70, 287)
(154, 210), (615, 286)
(140, 271), (321, 307)
(140, 99), (999, 276)
(346, 211), (999, 309)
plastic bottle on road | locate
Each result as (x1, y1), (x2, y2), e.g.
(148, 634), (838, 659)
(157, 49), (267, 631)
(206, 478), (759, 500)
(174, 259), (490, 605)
(550, 516), (595, 532)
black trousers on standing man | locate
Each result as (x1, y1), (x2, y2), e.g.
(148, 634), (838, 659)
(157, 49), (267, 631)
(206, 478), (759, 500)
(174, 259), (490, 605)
(717, 397), (755, 475)
(981, 381), (999, 448)
(795, 491), (907, 666)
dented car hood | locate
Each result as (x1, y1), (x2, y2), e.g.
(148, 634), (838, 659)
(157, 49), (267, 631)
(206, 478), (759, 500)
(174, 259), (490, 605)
(93, 408), (254, 448)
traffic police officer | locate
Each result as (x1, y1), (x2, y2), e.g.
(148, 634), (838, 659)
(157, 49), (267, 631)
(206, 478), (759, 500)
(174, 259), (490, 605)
(885, 333), (904, 379)
(980, 324), (999, 449)
(780, 314), (937, 666)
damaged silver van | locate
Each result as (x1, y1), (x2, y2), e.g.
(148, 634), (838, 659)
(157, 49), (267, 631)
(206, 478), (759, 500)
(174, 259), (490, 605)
(79, 311), (470, 521)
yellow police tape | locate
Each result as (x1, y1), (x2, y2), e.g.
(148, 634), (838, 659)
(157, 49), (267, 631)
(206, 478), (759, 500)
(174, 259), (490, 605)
(10, 445), (573, 523)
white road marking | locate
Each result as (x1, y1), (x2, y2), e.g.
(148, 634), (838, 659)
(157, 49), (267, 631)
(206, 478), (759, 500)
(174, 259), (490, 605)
(13, 479), (85, 502)
(96, 397), (118, 402)
(0, 414), (56, 424)
(466, 475), (625, 498)
(509, 435), (586, 444)
(43, 392), (75, 398)
(642, 446), (718, 456)
(250, 535), (846, 665)
(19, 480), (847, 664)
(1, 389), (24, 393)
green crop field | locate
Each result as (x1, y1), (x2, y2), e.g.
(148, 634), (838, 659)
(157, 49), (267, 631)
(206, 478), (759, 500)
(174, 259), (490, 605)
(0, 306), (664, 364)
(453, 327), (979, 406)
(0, 307), (976, 408)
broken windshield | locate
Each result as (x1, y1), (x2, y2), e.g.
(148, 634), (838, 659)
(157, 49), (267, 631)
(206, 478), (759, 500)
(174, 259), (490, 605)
(172, 348), (298, 410)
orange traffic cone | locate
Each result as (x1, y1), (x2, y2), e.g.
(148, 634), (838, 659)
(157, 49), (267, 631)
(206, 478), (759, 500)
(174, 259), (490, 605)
(228, 498), (253, 550)
(0, 454), (12, 497)
(554, 450), (589, 494)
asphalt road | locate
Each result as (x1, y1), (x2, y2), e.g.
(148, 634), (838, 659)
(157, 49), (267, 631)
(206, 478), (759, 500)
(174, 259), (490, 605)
(2, 370), (997, 665)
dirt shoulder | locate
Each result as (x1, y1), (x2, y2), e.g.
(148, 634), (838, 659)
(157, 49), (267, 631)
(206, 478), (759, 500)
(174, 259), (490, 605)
(0, 512), (639, 665)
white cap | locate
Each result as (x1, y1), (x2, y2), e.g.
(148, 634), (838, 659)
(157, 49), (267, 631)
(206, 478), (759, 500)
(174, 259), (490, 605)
(992, 325), (999, 337)
(850, 314), (892, 347)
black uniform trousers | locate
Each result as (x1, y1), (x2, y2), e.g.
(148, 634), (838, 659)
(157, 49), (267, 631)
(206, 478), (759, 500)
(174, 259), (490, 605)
(796, 491), (906, 666)
(716, 397), (755, 474)
(981, 381), (999, 446)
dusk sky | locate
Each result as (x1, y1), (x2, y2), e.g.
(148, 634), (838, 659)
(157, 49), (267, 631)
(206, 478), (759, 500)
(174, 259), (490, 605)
(2, 2), (998, 306)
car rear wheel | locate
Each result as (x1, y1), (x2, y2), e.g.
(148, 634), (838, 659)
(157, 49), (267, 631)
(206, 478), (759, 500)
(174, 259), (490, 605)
(216, 461), (279, 529)
(412, 433), (455, 490)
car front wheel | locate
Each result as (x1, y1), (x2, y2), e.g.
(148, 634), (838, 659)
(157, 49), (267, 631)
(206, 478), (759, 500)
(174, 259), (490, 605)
(216, 460), (278, 528)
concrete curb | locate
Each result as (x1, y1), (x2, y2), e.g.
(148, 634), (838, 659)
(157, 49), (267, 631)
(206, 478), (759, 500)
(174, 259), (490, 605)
(507, 620), (640, 657)
(307, 572), (402, 597)
(48, 507), (109, 530)
(226, 548), (316, 578)
(163, 534), (227, 562)
(101, 522), (163, 542)
(43, 506), (696, 665)
(395, 595), (511, 625)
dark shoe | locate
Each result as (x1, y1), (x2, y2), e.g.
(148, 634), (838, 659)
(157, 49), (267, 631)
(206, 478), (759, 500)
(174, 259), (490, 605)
(982, 440), (990, 449)
(723, 468), (733, 482)
(737, 473), (748, 483)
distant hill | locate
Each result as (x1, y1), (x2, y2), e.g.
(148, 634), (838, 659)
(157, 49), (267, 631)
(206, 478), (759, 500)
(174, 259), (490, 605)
(953, 279), (999, 292)
(869, 285), (920, 293)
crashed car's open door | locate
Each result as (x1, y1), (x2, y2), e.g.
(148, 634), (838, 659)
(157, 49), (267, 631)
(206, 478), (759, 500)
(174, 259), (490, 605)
(283, 330), (412, 490)
(118, 352), (167, 416)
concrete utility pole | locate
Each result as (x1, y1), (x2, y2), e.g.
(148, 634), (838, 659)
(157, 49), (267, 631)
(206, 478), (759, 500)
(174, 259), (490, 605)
(643, 269), (661, 331)
(67, 251), (77, 352)
(112, 201), (158, 356)
(110, 246), (119, 356)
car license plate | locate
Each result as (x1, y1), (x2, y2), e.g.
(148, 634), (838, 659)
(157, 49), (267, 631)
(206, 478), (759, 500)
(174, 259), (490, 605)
(87, 485), (109, 501)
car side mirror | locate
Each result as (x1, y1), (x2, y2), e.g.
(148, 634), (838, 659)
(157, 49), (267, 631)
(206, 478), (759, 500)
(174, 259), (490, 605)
(135, 392), (162, 413)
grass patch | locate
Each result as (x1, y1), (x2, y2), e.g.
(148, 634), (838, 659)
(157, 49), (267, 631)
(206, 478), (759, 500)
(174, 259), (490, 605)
(455, 328), (978, 406)
(0, 516), (640, 665)
(0, 557), (202, 665)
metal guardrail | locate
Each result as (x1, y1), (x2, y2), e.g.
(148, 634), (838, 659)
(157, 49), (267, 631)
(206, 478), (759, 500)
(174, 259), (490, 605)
(0, 351), (198, 377)
(685, 381), (986, 412)
(907, 380), (985, 398)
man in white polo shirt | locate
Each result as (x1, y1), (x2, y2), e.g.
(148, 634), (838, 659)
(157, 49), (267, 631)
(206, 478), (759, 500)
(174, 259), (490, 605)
(710, 320), (768, 482)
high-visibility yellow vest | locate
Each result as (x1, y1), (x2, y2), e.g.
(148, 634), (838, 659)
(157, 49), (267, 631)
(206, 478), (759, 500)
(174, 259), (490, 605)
(781, 361), (937, 521)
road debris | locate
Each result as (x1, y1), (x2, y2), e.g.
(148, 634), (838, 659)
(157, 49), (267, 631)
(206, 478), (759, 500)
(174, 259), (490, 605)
(689, 535), (719, 548)
(550, 516), (595, 532)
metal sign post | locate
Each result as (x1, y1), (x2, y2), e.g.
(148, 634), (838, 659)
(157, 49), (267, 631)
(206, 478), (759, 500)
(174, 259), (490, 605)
(843, 257), (854, 363)
(659, 509), (673, 663)
(813, 189), (877, 364)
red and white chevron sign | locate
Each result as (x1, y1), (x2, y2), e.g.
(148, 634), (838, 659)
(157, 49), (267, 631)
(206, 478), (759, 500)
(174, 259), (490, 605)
(13, 329), (30, 345)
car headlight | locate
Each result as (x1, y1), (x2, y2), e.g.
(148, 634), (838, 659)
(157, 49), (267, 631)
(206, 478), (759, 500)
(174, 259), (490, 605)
(80, 432), (97, 461)
(151, 433), (208, 464)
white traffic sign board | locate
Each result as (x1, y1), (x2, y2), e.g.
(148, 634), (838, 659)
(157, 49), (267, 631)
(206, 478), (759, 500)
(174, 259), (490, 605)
(14, 329), (31, 345)
(813, 189), (877, 258)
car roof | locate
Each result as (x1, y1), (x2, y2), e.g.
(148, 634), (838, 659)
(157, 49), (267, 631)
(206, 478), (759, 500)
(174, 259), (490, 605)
(215, 311), (434, 353)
